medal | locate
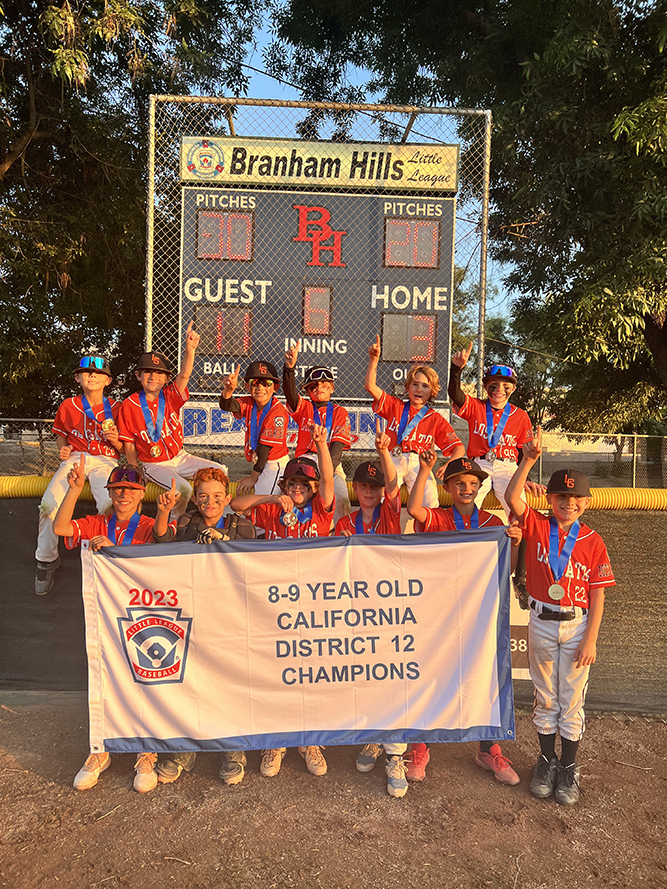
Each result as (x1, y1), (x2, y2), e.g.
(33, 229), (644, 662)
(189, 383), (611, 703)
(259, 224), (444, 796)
(548, 583), (565, 601)
(485, 402), (511, 460)
(391, 446), (403, 458)
(150, 444), (162, 457)
(282, 511), (297, 527)
(81, 395), (114, 429)
(101, 419), (115, 432)
(485, 449), (496, 462)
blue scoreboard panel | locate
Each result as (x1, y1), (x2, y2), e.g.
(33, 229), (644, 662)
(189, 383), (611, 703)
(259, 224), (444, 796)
(180, 187), (456, 401)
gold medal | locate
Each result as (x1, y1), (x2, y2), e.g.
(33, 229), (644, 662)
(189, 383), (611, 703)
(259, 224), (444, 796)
(283, 511), (297, 528)
(101, 419), (115, 432)
(150, 444), (162, 458)
(391, 446), (403, 458)
(548, 583), (565, 601)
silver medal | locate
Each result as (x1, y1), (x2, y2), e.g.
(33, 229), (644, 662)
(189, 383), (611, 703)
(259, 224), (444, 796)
(485, 449), (496, 463)
(392, 446), (403, 458)
(283, 511), (297, 528)
(548, 583), (565, 601)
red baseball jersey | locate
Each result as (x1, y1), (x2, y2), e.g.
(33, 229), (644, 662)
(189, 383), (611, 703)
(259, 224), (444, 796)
(519, 507), (615, 608)
(415, 507), (504, 533)
(373, 391), (462, 456)
(250, 494), (334, 539)
(335, 494), (401, 536)
(454, 395), (532, 462)
(52, 397), (121, 458)
(117, 382), (187, 463)
(65, 513), (156, 549)
(234, 396), (289, 462)
(289, 397), (351, 457)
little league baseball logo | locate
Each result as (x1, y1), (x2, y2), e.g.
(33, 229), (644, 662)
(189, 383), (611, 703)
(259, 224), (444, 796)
(186, 139), (225, 179)
(118, 607), (192, 685)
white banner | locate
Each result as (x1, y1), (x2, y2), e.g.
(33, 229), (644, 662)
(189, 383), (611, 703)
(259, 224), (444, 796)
(81, 531), (515, 754)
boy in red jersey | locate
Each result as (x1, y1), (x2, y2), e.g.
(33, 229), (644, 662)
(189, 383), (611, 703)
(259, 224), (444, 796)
(231, 423), (334, 778)
(35, 355), (122, 595)
(365, 335), (464, 509)
(505, 429), (615, 806)
(405, 451), (522, 786)
(284, 339), (352, 524)
(219, 360), (290, 496)
(336, 421), (407, 796)
(53, 460), (162, 794)
(118, 323), (225, 514)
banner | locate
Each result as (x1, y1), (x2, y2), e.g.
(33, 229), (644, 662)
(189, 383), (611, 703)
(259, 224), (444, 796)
(81, 530), (515, 754)
(180, 138), (459, 192)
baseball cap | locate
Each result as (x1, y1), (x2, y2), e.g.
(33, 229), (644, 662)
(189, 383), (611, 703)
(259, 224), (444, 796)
(301, 366), (335, 390)
(74, 355), (112, 377)
(353, 461), (385, 487)
(105, 467), (146, 490)
(546, 469), (591, 497)
(440, 458), (488, 484)
(283, 457), (320, 481)
(135, 352), (173, 375)
(483, 364), (517, 384)
(244, 360), (280, 385)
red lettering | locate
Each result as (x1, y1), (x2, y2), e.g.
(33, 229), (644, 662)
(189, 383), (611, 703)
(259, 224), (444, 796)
(292, 204), (347, 267)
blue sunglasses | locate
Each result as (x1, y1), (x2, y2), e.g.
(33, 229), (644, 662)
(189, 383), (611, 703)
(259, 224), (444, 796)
(78, 356), (106, 370)
(486, 365), (515, 378)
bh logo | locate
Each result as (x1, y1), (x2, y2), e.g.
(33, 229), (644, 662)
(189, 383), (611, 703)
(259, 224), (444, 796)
(118, 607), (192, 685)
(186, 139), (225, 179)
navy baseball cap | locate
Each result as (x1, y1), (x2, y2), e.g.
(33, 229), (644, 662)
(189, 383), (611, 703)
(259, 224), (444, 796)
(546, 469), (591, 497)
(353, 460), (385, 487)
(135, 352), (173, 375)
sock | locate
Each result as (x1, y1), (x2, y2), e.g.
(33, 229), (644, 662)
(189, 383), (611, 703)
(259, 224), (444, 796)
(560, 737), (579, 767)
(479, 741), (493, 754)
(538, 732), (557, 760)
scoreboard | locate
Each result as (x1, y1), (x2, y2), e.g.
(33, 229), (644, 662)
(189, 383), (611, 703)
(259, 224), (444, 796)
(179, 138), (458, 402)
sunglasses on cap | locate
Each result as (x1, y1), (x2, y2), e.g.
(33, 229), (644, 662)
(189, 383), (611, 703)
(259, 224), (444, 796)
(78, 357), (106, 370)
(486, 365), (515, 378)
(249, 378), (274, 388)
(284, 462), (319, 481)
(105, 467), (145, 489)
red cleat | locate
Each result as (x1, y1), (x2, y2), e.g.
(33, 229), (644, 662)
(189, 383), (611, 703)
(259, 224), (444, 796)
(475, 743), (520, 785)
(406, 743), (430, 781)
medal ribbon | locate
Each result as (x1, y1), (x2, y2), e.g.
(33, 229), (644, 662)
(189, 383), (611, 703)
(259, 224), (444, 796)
(107, 512), (141, 546)
(453, 506), (478, 530)
(250, 397), (274, 452)
(354, 505), (381, 535)
(81, 395), (113, 425)
(282, 502), (313, 526)
(311, 401), (334, 441)
(485, 402), (511, 452)
(139, 391), (166, 443)
(548, 517), (579, 583)
(397, 403), (430, 447)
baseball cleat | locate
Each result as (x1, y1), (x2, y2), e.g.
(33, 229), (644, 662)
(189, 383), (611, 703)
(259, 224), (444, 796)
(554, 762), (581, 805)
(475, 744), (520, 785)
(385, 756), (408, 798)
(133, 752), (158, 793)
(219, 751), (246, 785)
(356, 743), (383, 773)
(530, 754), (558, 798)
(73, 752), (111, 790)
(156, 752), (197, 783)
(299, 745), (327, 776)
(35, 558), (60, 595)
(406, 743), (430, 781)
(260, 748), (286, 777)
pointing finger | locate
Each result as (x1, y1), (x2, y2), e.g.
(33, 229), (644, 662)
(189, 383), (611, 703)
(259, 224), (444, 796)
(375, 417), (382, 434)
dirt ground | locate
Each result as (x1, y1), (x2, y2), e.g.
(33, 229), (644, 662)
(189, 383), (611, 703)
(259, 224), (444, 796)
(1, 697), (666, 889)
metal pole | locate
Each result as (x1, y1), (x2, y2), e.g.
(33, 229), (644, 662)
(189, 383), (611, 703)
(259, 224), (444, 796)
(477, 111), (492, 398)
(145, 95), (156, 351)
(632, 434), (637, 488)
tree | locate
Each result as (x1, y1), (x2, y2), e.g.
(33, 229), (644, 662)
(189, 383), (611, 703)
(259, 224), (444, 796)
(0, 0), (264, 416)
(268, 0), (667, 430)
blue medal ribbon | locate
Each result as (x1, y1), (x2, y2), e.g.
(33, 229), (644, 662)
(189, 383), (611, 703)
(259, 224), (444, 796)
(81, 395), (113, 425)
(397, 403), (430, 448)
(250, 397), (274, 452)
(215, 514), (227, 529)
(139, 391), (166, 443)
(485, 401), (511, 453)
(548, 517), (580, 583)
(453, 506), (478, 530)
(107, 512), (141, 546)
(311, 401), (334, 441)
(354, 505), (381, 535)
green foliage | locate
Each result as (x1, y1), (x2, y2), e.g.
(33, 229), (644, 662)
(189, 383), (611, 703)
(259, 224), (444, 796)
(1, 0), (265, 416)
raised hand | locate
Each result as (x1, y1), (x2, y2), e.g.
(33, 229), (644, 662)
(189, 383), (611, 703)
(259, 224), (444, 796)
(309, 419), (327, 446)
(452, 341), (473, 368)
(285, 340), (301, 368)
(523, 426), (542, 462)
(368, 334), (381, 360)
(374, 417), (391, 453)
(157, 478), (180, 514)
(67, 454), (86, 489)
(184, 320), (200, 352)
(418, 448), (437, 472)
(223, 363), (240, 395)
(524, 479), (547, 497)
